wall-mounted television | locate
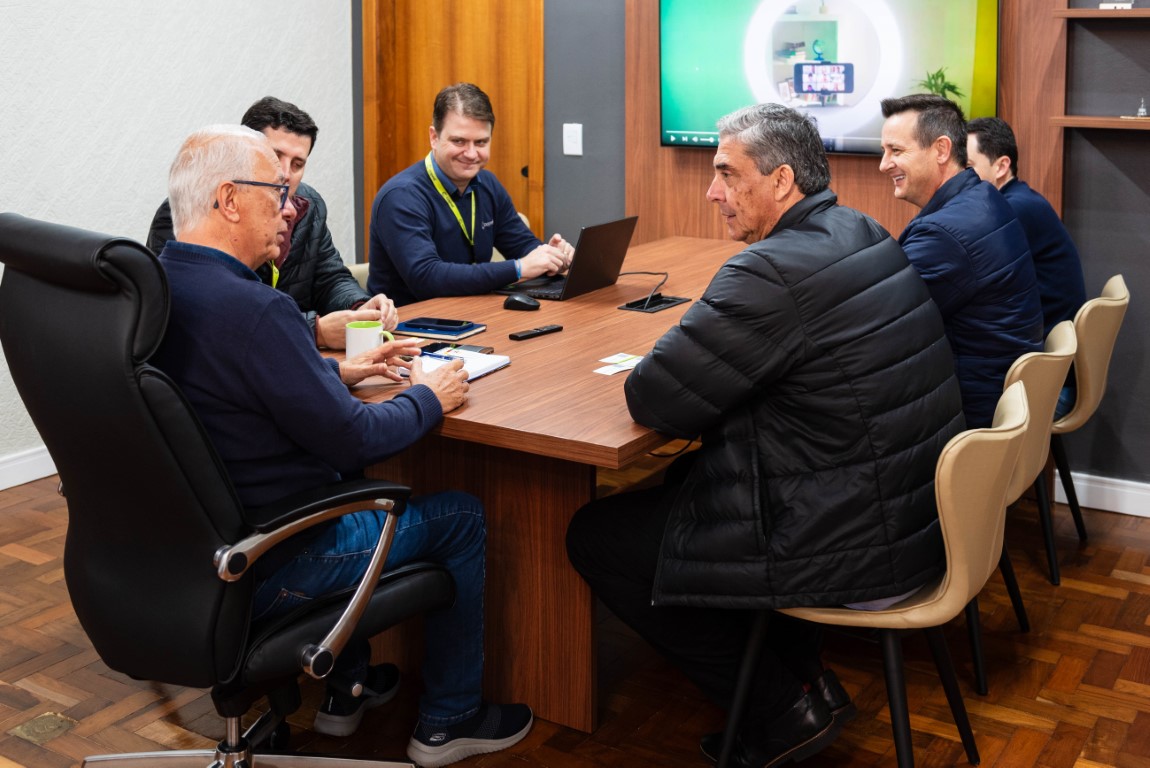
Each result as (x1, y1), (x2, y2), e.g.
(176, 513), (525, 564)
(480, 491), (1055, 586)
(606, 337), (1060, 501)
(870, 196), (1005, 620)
(659, 0), (999, 154)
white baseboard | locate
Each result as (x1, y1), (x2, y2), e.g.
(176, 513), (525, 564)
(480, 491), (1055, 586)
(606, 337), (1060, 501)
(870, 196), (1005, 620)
(0, 446), (57, 491)
(2, 443), (1146, 518)
(1054, 470), (1150, 518)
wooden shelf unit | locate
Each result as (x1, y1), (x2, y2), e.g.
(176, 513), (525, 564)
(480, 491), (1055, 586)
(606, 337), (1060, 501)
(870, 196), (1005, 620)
(1051, 10), (1150, 130)
(1053, 9), (1150, 18)
(1052, 115), (1150, 129)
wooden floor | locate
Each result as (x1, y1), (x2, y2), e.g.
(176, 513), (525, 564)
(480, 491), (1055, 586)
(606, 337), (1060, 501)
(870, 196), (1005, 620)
(1, 473), (1149, 767)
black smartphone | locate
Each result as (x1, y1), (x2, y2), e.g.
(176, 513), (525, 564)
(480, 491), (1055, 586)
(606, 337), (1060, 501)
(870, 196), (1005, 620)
(423, 342), (495, 354)
(403, 317), (471, 330)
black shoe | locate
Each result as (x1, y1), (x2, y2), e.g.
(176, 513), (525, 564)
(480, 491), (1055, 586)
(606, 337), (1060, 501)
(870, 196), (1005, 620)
(313, 663), (400, 737)
(701, 668), (857, 762)
(700, 690), (838, 767)
(812, 669), (856, 724)
(406, 702), (533, 767)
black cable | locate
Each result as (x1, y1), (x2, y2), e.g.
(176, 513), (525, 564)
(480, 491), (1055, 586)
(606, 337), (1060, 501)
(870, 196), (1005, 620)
(619, 271), (669, 309)
(648, 438), (697, 458)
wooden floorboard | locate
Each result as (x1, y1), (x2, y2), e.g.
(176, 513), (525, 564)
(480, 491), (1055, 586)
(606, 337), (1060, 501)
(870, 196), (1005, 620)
(0, 473), (1148, 766)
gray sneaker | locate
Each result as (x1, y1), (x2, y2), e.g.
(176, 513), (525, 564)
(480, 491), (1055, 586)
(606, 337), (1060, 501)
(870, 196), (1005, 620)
(406, 702), (533, 767)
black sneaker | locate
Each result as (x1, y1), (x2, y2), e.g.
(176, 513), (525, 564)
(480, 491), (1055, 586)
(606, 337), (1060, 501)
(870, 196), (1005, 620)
(313, 663), (400, 737)
(406, 702), (533, 767)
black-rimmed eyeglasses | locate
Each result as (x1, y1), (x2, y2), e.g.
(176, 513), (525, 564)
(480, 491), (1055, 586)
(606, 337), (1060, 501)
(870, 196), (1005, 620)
(231, 179), (291, 210)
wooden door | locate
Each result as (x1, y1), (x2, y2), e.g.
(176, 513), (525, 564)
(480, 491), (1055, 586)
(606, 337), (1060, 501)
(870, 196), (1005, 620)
(362, 0), (545, 250)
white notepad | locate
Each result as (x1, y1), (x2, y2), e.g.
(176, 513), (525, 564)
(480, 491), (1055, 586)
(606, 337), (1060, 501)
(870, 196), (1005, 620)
(415, 349), (511, 382)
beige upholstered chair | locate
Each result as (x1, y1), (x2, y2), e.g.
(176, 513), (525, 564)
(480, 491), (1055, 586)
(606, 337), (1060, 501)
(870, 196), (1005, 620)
(961, 320), (1077, 695)
(1050, 274), (1130, 560)
(761, 382), (1030, 768)
(348, 262), (369, 290)
(1004, 321), (1079, 587)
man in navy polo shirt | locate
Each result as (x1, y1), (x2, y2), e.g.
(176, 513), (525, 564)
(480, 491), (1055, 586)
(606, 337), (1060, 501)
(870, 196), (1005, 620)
(966, 116), (1086, 417)
(966, 117), (1086, 338)
(367, 83), (574, 306)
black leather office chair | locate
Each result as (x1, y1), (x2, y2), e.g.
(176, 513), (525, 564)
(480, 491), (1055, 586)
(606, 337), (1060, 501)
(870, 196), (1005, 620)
(0, 212), (454, 767)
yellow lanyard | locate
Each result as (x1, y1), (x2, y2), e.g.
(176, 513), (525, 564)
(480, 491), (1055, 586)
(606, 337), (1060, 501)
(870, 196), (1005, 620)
(270, 261), (280, 288)
(425, 153), (475, 246)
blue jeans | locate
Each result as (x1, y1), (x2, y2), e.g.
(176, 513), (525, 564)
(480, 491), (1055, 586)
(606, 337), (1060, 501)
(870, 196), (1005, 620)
(1054, 385), (1076, 421)
(252, 490), (485, 726)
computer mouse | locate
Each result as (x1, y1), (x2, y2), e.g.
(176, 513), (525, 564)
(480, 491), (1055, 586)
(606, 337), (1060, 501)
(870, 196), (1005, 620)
(503, 292), (540, 311)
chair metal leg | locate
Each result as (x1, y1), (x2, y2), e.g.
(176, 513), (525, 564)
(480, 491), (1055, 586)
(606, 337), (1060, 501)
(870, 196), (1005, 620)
(84, 749), (414, 766)
(964, 598), (988, 696)
(1034, 476), (1061, 585)
(925, 626), (980, 766)
(717, 610), (769, 768)
(1051, 434), (1089, 542)
(878, 629), (915, 768)
(998, 548), (1030, 633)
(82, 715), (416, 767)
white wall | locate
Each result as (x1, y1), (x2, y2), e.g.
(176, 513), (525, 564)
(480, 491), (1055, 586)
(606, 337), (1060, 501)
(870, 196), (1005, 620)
(0, 0), (355, 489)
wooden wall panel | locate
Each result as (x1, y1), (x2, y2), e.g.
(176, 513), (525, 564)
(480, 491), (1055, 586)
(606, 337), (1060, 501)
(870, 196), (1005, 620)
(361, 0), (392, 255)
(361, 0), (545, 253)
(1000, 0), (1067, 211)
(624, 0), (1058, 243)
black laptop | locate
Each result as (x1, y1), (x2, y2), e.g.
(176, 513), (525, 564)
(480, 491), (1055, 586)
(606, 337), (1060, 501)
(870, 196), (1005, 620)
(495, 216), (638, 300)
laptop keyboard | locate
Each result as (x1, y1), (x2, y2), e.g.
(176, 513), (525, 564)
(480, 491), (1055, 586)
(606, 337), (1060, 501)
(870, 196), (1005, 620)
(526, 284), (564, 299)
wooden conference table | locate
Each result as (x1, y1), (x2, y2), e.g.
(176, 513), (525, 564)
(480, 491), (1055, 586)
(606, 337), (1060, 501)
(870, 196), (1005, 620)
(352, 236), (742, 732)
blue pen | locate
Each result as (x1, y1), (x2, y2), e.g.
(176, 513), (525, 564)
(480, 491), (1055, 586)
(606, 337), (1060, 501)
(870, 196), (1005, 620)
(420, 351), (457, 363)
(399, 350), (456, 377)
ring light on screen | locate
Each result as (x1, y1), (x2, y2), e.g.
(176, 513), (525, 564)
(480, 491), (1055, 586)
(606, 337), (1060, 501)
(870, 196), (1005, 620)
(742, 0), (902, 142)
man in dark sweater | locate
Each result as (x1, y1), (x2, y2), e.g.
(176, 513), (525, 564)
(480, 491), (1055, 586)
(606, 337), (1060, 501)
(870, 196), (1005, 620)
(151, 124), (533, 767)
(367, 83), (574, 305)
(149, 96), (395, 350)
(966, 116), (1086, 417)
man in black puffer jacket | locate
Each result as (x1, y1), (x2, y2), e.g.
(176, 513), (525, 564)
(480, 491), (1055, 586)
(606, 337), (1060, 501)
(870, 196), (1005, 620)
(567, 104), (964, 768)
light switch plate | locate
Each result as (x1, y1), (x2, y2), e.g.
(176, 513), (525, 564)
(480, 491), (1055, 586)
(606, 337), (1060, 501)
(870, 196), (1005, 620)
(563, 123), (583, 156)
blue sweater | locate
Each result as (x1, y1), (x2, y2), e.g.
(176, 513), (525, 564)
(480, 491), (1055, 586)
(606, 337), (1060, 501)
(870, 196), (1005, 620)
(899, 169), (1043, 428)
(367, 157), (540, 305)
(1000, 178), (1086, 337)
(153, 241), (443, 508)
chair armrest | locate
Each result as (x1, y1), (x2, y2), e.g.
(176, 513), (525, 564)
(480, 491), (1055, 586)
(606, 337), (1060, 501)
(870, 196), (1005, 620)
(247, 478), (412, 532)
(301, 508), (401, 679)
(213, 479), (411, 582)
(213, 478), (413, 681)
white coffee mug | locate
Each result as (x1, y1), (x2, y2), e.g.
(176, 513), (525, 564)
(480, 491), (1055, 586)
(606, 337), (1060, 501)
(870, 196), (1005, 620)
(345, 320), (394, 359)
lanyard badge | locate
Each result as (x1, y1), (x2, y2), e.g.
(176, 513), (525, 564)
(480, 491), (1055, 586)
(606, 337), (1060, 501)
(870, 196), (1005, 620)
(425, 153), (476, 246)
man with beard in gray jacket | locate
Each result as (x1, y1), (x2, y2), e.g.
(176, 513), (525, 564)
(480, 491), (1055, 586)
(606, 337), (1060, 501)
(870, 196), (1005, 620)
(567, 103), (964, 768)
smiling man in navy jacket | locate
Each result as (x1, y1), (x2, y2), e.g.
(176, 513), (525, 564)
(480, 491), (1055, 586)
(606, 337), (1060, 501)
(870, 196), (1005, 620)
(367, 83), (574, 306)
(880, 94), (1044, 428)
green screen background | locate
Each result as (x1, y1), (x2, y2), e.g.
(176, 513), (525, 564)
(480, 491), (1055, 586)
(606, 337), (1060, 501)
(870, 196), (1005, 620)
(659, 0), (999, 152)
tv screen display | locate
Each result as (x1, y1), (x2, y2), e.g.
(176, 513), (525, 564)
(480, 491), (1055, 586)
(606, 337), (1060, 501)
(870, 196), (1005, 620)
(659, 0), (999, 154)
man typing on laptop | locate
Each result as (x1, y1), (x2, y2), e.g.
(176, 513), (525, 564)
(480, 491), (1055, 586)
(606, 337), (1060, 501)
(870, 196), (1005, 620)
(368, 82), (574, 306)
(494, 216), (638, 301)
